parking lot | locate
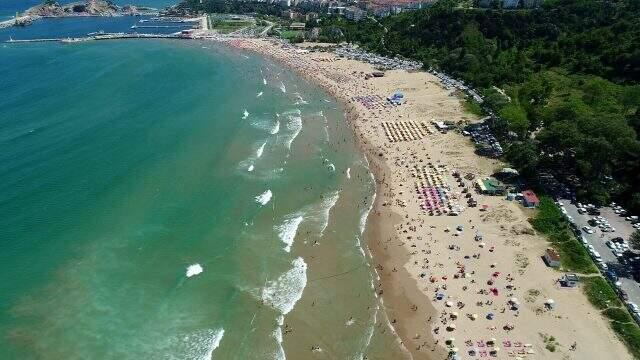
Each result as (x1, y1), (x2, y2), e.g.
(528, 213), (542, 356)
(559, 200), (640, 321)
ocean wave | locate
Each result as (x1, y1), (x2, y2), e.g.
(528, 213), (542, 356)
(273, 315), (286, 360)
(186, 264), (204, 278)
(261, 257), (308, 315)
(346, 167), (351, 179)
(306, 191), (341, 237)
(293, 93), (308, 105)
(284, 112), (302, 150)
(168, 328), (224, 360)
(256, 141), (266, 158)
(238, 140), (268, 172)
(257, 91), (263, 97)
(242, 109), (249, 120)
(279, 81), (286, 93)
(270, 120), (280, 135)
(255, 190), (273, 206)
(275, 214), (303, 252)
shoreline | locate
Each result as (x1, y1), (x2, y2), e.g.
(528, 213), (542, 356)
(222, 37), (634, 360)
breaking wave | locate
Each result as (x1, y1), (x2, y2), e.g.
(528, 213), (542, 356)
(275, 214), (304, 252)
(255, 190), (273, 206)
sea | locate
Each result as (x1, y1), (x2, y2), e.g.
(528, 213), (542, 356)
(0, 2), (407, 359)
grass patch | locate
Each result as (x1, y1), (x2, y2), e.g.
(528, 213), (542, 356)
(582, 277), (622, 310)
(280, 30), (303, 39)
(604, 307), (634, 323)
(610, 321), (640, 359)
(211, 20), (252, 34)
(530, 197), (596, 273)
(463, 97), (484, 116)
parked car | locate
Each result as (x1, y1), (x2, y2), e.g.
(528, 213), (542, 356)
(582, 226), (595, 234)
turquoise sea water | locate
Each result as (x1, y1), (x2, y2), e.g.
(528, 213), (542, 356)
(0, 24), (405, 360)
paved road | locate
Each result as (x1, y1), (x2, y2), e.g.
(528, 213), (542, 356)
(559, 200), (640, 308)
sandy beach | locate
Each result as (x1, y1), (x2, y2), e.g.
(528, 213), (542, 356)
(224, 38), (632, 360)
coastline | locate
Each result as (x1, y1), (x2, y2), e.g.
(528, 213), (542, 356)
(223, 37), (634, 360)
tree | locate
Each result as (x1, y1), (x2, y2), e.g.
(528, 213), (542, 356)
(630, 229), (640, 250)
(499, 103), (530, 138)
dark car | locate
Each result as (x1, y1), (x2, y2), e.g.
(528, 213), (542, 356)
(605, 271), (619, 282)
(619, 289), (629, 301)
(588, 208), (601, 215)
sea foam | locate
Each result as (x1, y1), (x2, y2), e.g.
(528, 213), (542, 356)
(255, 190), (273, 206)
(284, 111), (302, 150)
(256, 141), (266, 158)
(275, 214), (304, 252)
(170, 328), (224, 360)
(270, 120), (280, 135)
(306, 191), (340, 237)
(242, 109), (249, 119)
(261, 257), (308, 315)
(186, 264), (204, 278)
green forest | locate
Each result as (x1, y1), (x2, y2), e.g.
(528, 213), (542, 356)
(319, 0), (640, 212)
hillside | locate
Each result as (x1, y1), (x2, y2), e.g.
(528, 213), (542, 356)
(319, 0), (640, 211)
(25, 0), (120, 17)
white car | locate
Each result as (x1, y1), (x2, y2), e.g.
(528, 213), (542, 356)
(633, 223), (640, 229)
(582, 226), (595, 234)
(606, 241), (614, 248)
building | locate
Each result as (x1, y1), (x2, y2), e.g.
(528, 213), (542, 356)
(305, 12), (319, 22)
(543, 248), (561, 268)
(373, 7), (390, 17)
(522, 190), (540, 208)
(344, 6), (366, 21)
(289, 22), (306, 30)
(282, 10), (305, 20)
(476, 177), (506, 196)
(502, 0), (520, 8)
(560, 273), (580, 287)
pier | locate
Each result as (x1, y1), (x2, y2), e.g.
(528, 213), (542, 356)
(6, 33), (183, 44)
(131, 25), (193, 29)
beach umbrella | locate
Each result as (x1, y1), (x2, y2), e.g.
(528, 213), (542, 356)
(479, 242), (486, 247)
(446, 337), (455, 345)
(471, 313), (478, 320)
(450, 347), (459, 353)
(510, 297), (518, 304)
(447, 323), (456, 330)
(446, 301), (453, 307)
(450, 312), (458, 319)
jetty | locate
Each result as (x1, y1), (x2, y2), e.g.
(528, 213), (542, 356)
(6, 33), (182, 44)
(131, 25), (193, 29)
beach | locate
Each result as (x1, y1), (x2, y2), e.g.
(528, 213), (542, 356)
(227, 38), (633, 360)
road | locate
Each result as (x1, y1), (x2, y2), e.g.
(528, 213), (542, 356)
(559, 200), (640, 309)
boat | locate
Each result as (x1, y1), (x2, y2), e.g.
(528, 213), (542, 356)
(61, 37), (88, 43)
